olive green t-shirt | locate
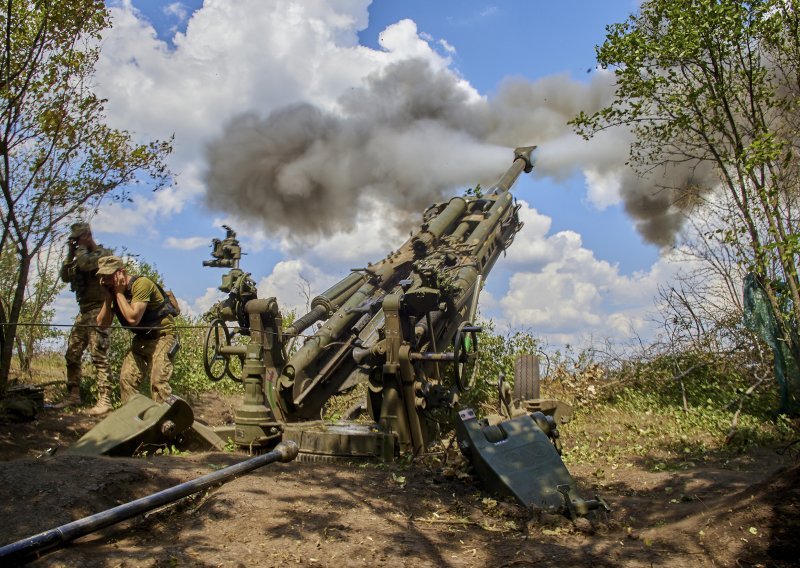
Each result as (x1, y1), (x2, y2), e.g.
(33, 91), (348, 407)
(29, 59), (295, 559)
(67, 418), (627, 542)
(129, 276), (175, 334)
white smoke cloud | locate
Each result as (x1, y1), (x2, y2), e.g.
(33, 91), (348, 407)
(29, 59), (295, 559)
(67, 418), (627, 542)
(206, 60), (716, 246)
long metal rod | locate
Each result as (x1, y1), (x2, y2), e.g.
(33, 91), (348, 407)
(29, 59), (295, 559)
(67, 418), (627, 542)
(0, 441), (299, 566)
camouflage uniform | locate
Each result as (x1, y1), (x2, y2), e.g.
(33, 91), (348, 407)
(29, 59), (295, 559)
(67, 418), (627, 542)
(60, 242), (113, 403)
(119, 333), (175, 404)
(114, 276), (177, 404)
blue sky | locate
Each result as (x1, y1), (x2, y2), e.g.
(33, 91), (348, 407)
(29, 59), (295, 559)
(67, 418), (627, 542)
(53, 0), (687, 350)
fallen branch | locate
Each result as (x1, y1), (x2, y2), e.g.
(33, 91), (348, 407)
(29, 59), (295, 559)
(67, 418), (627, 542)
(725, 374), (767, 444)
(724, 375), (767, 411)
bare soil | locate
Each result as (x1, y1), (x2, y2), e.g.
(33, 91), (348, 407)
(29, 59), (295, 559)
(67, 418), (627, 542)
(0, 392), (798, 568)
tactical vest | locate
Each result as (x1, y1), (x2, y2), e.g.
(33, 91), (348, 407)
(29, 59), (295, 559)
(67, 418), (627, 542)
(113, 276), (177, 338)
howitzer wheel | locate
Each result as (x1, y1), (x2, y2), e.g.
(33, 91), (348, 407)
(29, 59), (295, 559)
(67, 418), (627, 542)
(453, 322), (480, 392)
(513, 354), (540, 400)
(203, 319), (231, 382)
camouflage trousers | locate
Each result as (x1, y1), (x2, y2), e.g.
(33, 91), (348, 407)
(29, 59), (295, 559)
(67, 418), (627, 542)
(120, 333), (175, 404)
(65, 307), (111, 395)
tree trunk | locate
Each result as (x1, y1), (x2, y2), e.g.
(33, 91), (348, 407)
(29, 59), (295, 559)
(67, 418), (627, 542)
(14, 333), (31, 377)
(0, 300), (6, 371)
(0, 253), (32, 397)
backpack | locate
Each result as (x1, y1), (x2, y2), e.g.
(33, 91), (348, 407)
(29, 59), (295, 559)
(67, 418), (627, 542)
(162, 288), (182, 317)
(128, 275), (180, 317)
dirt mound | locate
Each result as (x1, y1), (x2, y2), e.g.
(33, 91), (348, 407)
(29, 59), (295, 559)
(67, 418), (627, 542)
(0, 397), (797, 567)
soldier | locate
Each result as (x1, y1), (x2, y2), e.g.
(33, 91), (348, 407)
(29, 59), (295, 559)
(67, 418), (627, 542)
(96, 256), (178, 404)
(57, 222), (114, 413)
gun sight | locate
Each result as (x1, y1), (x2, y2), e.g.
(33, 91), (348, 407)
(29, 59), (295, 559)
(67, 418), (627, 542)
(203, 227), (242, 270)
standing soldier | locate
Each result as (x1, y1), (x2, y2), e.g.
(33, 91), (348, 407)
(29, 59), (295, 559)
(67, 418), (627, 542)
(57, 222), (114, 414)
(96, 256), (178, 404)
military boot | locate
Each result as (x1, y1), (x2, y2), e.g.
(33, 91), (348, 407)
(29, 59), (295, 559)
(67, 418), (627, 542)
(86, 392), (113, 416)
(52, 385), (82, 409)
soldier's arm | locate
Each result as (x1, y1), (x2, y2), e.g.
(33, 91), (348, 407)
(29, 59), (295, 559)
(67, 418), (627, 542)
(59, 261), (75, 283)
(114, 293), (147, 326)
(97, 293), (114, 329)
(60, 243), (78, 283)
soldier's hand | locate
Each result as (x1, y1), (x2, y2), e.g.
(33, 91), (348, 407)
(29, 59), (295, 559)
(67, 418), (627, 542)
(112, 271), (127, 294)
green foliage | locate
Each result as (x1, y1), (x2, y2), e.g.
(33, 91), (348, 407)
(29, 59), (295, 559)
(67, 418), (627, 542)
(561, 350), (797, 467)
(464, 184), (484, 199)
(571, 0), (800, 414)
(456, 325), (796, 466)
(170, 314), (242, 398)
(136, 444), (189, 457)
(0, 246), (65, 376)
(460, 321), (540, 413)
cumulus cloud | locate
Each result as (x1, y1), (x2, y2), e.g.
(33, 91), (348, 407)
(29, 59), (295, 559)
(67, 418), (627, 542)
(163, 2), (188, 22)
(186, 286), (226, 318)
(492, 201), (684, 345)
(164, 236), (210, 250)
(256, 259), (339, 315)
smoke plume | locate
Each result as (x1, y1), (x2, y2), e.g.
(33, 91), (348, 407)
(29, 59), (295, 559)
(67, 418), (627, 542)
(204, 58), (717, 246)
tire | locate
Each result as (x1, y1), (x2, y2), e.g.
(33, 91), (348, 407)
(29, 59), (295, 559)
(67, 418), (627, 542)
(513, 354), (540, 400)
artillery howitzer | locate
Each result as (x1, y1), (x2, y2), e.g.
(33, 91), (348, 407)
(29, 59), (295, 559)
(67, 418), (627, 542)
(200, 146), (605, 514)
(214, 146), (538, 457)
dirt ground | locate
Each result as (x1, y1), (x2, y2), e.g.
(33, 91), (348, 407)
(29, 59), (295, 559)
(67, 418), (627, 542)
(0, 392), (798, 568)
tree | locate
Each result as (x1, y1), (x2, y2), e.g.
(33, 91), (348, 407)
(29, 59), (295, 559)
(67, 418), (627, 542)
(0, 244), (63, 376)
(573, 0), (800, 414)
(0, 0), (172, 395)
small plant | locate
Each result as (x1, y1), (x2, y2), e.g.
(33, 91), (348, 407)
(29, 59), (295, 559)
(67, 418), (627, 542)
(154, 444), (189, 457)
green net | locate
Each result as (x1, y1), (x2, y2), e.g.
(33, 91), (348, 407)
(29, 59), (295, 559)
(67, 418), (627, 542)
(743, 273), (800, 415)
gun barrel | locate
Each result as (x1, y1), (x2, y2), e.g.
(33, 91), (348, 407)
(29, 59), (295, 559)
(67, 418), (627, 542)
(465, 146), (535, 253)
(285, 272), (368, 336)
(489, 145), (536, 193)
(412, 197), (467, 255)
(0, 442), (299, 565)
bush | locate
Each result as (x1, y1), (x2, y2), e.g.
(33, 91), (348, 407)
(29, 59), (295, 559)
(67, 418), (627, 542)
(560, 349), (797, 466)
